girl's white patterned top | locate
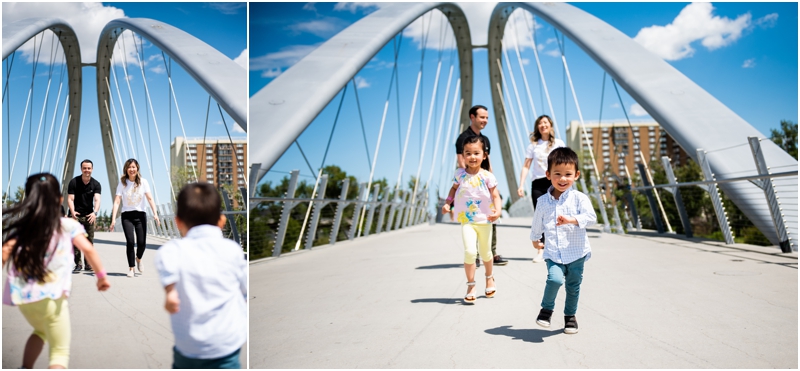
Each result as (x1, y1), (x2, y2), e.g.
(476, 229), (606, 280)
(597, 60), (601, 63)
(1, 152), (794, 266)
(452, 168), (498, 224)
(3, 218), (85, 306)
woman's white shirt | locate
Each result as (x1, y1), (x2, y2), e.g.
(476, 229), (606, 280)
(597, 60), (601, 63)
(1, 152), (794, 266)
(525, 138), (566, 180)
(116, 178), (152, 213)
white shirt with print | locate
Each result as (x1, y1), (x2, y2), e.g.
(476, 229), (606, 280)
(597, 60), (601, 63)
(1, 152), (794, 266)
(525, 138), (566, 180)
(115, 178), (152, 213)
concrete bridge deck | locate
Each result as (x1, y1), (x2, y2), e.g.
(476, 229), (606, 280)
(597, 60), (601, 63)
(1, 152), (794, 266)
(2, 231), (247, 369)
(250, 217), (797, 368)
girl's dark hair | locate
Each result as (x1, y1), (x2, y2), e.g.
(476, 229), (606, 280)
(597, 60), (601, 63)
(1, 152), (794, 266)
(463, 136), (490, 170)
(3, 173), (62, 282)
(531, 115), (556, 149)
(121, 158), (142, 188)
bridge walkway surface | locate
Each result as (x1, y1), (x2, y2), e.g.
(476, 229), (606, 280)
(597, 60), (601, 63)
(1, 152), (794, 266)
(2, 231), (247, 369)
(250, 217), (797, 368)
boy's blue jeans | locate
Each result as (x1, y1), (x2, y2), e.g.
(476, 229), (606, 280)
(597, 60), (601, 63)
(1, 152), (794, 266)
(173, 347), (241, 369)
(541, 256), (586, 316)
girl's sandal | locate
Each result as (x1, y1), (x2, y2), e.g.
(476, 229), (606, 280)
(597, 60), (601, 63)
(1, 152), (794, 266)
(464, 281), (477, 304)
(485, 274), (496, 298)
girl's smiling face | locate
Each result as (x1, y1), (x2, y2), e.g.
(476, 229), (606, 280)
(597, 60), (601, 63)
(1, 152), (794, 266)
(463, 142), (486, 171)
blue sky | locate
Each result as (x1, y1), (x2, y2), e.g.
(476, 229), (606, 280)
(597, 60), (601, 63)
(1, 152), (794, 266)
(3, 2), (247, 213)
(250, 2), (797, 204)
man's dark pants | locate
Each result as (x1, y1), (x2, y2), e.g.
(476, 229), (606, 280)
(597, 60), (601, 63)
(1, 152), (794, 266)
(74, 216), (94, 269)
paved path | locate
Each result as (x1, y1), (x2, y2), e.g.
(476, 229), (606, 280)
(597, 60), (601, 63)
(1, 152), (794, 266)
(2, 231), (247, 369)
(250, 218), (797, 368)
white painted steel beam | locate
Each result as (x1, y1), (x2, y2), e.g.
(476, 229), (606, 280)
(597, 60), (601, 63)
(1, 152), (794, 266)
(250, 2), (473, 181)
(2, 18), (82, 207)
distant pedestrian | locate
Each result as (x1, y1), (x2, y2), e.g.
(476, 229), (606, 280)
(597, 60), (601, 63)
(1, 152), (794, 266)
(68, 159), (102, 271)
(109, 158), (160, 278)
(442, 136), (502, 304)
(155, 183), (247, 369)
(517, 115), (565, 263)
(530, 147), (596, 334)
(454, 105), (509, 267)
(2, 173), (110, 369)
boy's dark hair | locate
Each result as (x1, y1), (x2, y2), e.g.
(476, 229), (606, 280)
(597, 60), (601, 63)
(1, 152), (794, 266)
(80, 159), (93, 167)
(176, 183), (222, 229)
(3, 173), (62, 282)
(468, 104), (488, 118)
(547, 147), (579, 172)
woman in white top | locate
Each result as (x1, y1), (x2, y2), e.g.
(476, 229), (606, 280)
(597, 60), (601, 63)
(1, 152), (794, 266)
(517, 115), (565, 262)
(110, 159), (160, 277)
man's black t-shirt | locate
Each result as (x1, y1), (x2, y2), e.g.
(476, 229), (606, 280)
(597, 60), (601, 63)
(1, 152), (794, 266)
(455, 126), (491, 170)
(67, 176), (101, 216)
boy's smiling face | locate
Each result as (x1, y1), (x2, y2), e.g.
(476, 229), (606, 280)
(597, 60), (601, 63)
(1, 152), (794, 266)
(546, 163), (580, 198)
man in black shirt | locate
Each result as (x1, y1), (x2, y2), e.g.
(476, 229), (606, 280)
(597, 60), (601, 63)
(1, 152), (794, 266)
(454, 105), (509, 266)
(68, 159), (102, 271)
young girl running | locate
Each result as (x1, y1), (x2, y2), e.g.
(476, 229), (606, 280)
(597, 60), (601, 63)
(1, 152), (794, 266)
(2, 173), (111, 369)
(442, 136), (503, 304)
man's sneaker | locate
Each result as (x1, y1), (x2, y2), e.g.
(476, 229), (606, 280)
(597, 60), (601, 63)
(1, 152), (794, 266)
(564, 315), (579, 334)
(84, 265), (93, 271)
(536, 308), (553, 328)
(493, 255), (509, 266)
(73, 265), (82, 272)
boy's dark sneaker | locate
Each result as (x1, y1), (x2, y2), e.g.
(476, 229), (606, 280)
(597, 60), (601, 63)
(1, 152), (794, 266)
(85, 265), (93, 271)
(493, 255), (508, 266)
(564, 315), (578, 334)
(536, 308), (553, 328)
(475, 258), (480, 267)
(73, 265), (82, 272)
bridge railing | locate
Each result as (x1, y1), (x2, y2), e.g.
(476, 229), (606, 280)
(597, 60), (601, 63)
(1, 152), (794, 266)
(509, 137), (798, 252)
(249, 170), (430, 259)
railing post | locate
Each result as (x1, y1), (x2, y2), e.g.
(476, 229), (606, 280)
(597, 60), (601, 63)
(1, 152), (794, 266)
(385, 192), (398, 233)
(748, 137), (794, 252)
(157, 204), (169, 238)
(330, 178), (350, 245)
(696, 150), (735, 244)
(363, 184), (380, 237)
(348, 183), (367, 240)
(622, 186), (641, 231)
(376, 186), (390, 234)
(611, 201), (625, 235)
(589, 174), (612, 233)
(394, 192), (410, 230)
(221, 188), (240, 245)
(167, 203), (180, 239)
(274, 170), (300, 256)
(304, 174), (329, 249)
(661, 156), (693, 238)
(637, 163), (666, 233)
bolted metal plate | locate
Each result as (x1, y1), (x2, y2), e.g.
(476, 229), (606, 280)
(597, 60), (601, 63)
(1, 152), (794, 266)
(714, 271), (761, 276)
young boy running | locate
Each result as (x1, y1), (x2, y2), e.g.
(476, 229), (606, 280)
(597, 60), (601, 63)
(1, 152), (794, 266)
(155, 183), (247, 368)
(529, 147), (597, 334)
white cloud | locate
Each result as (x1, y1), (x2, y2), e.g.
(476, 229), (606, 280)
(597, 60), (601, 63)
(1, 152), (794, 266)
(633, 3), (751, 61)
(287, 17), (348, 38)
(2, 2), (132, 64)
(611, 103), (621, 109)
(261, 68), (282, 78)
(742, 58), (756, 68)
(630, 103), (648, 117)
(544, 49), (561, 58)
(250, 44), (319, 74)
(207, 3), (245, 15)
(233, 124), (246, 133)
(150, 65), (166, 74)
(333, 3), (380, 13)
(233, 48), (247, 69)
(754, 13), (778, 28)
(502, 8), (545, 53)
(521, 58), (530, 66)
(303, 3), (317, 12)
(355, 76), (370, 88)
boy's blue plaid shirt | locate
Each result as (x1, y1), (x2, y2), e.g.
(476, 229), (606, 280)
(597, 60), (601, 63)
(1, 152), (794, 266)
(530, 187), (597, 264)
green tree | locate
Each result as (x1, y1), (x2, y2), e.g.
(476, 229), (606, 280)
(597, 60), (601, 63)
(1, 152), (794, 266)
(770, 120), (798, 159)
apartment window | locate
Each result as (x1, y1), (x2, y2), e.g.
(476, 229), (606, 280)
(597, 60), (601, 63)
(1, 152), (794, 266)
(206, 168), (213, 173)
(237, 143), (243, 148)
(602, 139), (609, 144)
(237, 155), (244, 160)
(189, 144), (196, 148)
(633, 132), (640, 137)
(206, 149), (213, 154)
(206, 161), (213, 167)
(238, 173), (243, 178)
(206, 155), (213, 160)
(604, 157), (610, 163)
(602, 145), (609, 150)
(206, 174), (213, 179)
(238, 180), (244, 185)
(237, 149), (244, 153)
(649, 138), (656, 143)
